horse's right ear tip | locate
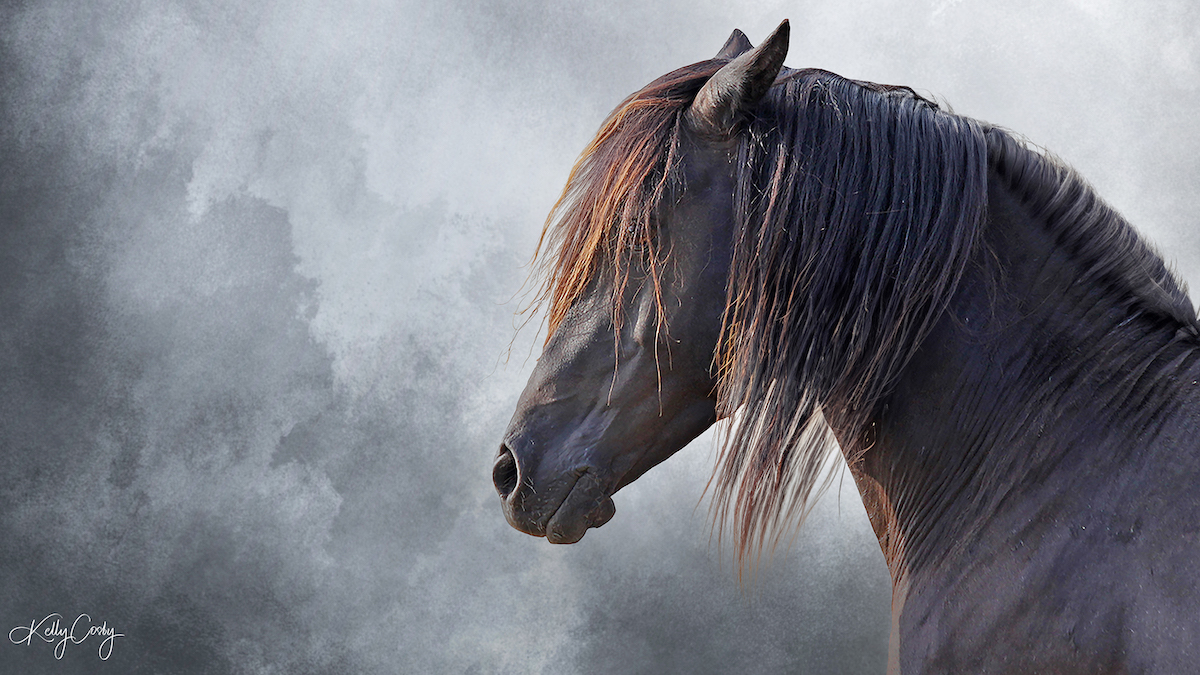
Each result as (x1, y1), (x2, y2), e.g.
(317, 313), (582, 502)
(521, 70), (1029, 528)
(760, 20), (790, 59)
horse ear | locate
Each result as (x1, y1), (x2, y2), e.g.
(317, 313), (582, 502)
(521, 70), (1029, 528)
(715, 29), (753, 59)
(687, 20), (789, 140)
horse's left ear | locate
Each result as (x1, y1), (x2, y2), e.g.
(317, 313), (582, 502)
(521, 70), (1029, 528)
(715, 29), (753, 59)
(687, 19), (789, 139)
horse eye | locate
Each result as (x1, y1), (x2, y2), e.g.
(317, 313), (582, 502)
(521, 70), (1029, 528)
(627, 229), (646, 252)
(630, 216), (661, 250)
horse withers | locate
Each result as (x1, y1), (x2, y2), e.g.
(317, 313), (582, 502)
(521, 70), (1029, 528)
(494, 20), (1200, 673)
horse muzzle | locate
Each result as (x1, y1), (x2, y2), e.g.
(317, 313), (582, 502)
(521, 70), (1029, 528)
(493, 442), (617, 543)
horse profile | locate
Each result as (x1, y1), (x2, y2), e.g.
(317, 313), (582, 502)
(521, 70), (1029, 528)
(494, 20), (1200, 673)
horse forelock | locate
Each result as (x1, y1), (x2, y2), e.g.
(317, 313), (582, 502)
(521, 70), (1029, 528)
(529, 60), (723, 342)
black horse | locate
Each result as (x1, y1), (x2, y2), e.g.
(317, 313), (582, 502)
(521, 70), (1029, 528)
(494, 20), (1200, 673)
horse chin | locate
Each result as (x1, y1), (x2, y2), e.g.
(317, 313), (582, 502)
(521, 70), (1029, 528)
(544, 470), (617, 544)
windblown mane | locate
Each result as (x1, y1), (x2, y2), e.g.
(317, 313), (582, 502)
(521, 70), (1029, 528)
(531, 60), (725, 338)
(712, 70), (989, 570)
(531, 60), (1198, 573)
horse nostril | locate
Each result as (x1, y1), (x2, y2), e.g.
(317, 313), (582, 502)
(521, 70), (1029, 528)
(493, 444), (519, 499)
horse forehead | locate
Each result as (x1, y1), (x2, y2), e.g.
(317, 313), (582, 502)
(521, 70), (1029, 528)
(673, 138), (738, 199)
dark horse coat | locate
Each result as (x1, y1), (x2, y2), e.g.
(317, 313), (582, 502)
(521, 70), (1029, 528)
(495, 20), (1200, 673)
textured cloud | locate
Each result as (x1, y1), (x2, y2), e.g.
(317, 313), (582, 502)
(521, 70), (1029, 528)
(1, 1), (1198, 673)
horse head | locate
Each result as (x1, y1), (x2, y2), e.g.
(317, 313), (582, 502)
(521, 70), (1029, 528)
(494, 22), (791, 544)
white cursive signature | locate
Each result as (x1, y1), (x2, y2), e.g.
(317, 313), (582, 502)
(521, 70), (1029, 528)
(9, 613), (124, 660)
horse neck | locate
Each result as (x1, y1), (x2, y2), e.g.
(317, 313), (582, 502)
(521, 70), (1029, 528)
(848, 167), (1200, 585)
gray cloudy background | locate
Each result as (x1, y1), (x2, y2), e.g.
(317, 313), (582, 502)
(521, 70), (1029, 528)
(2, 1), (1198, 673)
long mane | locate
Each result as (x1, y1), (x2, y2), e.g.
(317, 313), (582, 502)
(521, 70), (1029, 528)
(713, 71), (989, 570)
(531, 60), (1197, 573)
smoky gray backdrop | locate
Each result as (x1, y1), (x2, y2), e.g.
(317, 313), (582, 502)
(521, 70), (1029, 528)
(2, 1), (1198, 673)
